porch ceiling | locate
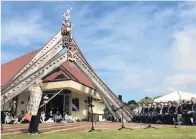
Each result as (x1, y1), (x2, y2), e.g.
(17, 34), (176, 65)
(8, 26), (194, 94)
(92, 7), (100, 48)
(42, 80), (101, 100)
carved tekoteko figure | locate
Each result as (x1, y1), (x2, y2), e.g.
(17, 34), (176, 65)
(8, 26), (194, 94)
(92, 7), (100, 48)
(61, 8), (72, 46)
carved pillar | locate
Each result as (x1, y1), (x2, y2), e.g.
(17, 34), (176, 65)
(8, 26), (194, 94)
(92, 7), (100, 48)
(27, 80), (43, 116)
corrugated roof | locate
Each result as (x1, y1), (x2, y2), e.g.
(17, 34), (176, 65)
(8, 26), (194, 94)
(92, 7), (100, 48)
(1, 50), (95, 89)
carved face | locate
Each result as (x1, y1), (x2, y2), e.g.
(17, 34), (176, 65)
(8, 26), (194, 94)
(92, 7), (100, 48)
(66, 22), (71, 26)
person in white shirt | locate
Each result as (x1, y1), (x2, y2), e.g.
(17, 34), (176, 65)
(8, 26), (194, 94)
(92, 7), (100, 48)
(54, 111), (63, 123)
(45, 110), (54, 123)
(40, 111), (46, 123)
(64, 112), (73, 123)
(5, 113), (14, 124)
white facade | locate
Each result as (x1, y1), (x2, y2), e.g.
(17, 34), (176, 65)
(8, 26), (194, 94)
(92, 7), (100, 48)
(2, 88), (105, 121)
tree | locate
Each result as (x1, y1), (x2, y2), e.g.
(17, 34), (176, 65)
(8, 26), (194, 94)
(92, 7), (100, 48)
(139, 97), (154, 104)
(127, 100), (137, 105)
(153, 96), (162, 99)
(127, 104), (137, 110)
(103, 107), (112, 121)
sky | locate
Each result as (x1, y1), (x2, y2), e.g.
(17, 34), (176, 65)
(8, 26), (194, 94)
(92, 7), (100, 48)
(1, 1), (196, 102)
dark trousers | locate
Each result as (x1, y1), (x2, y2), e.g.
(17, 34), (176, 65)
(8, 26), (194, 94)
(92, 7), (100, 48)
(28, 110), (41, 133)
(168, 114), (177, 124)
(146, 115), (153, 123)
(161, 114), (168, 124)
(182, 114), (191, 125)
(193, 112), (196, 125)
(28, 116), (37, 133)
(35, 110), (41, 132)
(154, 114), (161, 123)
(142, 115), (147, 123)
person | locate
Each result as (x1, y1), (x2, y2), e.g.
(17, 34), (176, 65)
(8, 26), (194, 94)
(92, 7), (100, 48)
(54, 110), (63, 123)
(28, 94), (48, 134)
(167, 101), (172, 124)
(182, 100), (190, 125)
(45, 110), (54, 123)
(176, 102), (183, 124)
(143, 104), (149, 123)
(150, 103), (156, 123)
(8, 100), (17, 116)
(4, 113), (14, 124)
(137, 103), (142, 123)
(188, 98), (195, 125)
(132, 105), (141, 122)
(136, 104), (144, 123)
(161, 103), (168, 124)
(146, 103), (154, 123)
(154, 103), (161, 124)
(168, 102), (177, 124)
(40, 111), (46, 123)
(192, 98), (196, 126)
(64, 112), (73, 123)
(18, 110), (25, 122)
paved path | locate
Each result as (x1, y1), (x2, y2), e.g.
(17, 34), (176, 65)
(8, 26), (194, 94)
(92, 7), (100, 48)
(1, 122), (186, 136)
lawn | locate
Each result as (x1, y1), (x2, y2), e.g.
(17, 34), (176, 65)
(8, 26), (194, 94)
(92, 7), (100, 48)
(2, 127), (196, 139)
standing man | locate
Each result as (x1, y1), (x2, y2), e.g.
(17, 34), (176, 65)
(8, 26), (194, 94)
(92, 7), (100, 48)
(27, 80), (48, 134)
(34, 95), (49, 134)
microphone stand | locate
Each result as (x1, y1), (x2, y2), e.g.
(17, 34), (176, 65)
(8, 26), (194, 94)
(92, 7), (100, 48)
(88, 102), (101, 132)
(174, 116), (178, 128)
(144, 109), (157, 129)
(114, 104), (133, 130)
(144, 117), (157, 129)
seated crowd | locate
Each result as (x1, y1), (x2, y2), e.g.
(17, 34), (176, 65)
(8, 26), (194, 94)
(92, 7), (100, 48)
(132, 97), (196, 125)
(3, 109), (74, 124)
(40, 109), (73, 123)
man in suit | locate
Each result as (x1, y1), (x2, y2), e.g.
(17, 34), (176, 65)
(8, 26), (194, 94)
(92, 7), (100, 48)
(147, 103), (154, 123)
(138, 104), (145, 123)
(150, 103), (157, 123)
(182, 100), (191, 125)
(176, 101), (183, 124)
(168, 102), (177, 124)
(153, 103), (161, 124)
(161, 103), (169, 124)
(143, 104), (149, 123)
(191, 98), (196, 126)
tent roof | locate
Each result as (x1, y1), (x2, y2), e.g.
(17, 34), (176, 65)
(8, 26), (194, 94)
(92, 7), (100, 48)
(154, 91), (196, 102)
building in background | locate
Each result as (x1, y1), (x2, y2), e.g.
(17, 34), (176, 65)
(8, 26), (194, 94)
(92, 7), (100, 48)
(1, 50), (105, 121)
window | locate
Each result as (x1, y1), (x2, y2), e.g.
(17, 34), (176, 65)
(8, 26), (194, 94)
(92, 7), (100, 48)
(72, 98), (79, 111)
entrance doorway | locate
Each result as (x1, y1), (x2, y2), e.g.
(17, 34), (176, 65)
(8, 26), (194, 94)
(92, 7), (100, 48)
(43, 90), (71, 116)
(47, 94), (64, 115)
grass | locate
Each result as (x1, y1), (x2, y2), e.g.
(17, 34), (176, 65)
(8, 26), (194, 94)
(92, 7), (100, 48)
(2, 127), (196, 139)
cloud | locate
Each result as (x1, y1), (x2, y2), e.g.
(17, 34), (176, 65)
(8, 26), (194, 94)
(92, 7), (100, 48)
(164, 74), (196, 89)
(78, 2), (196, 99)
(172, 25), (196, 71)
(1, 10), (54, 47)
(1, 2), (196, 101)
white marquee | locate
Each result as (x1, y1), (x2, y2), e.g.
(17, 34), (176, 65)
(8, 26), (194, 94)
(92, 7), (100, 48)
(154, 91), (196, 102)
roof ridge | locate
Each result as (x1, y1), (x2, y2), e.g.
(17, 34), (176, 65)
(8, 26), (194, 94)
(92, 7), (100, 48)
(60, 64), (79, 82)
